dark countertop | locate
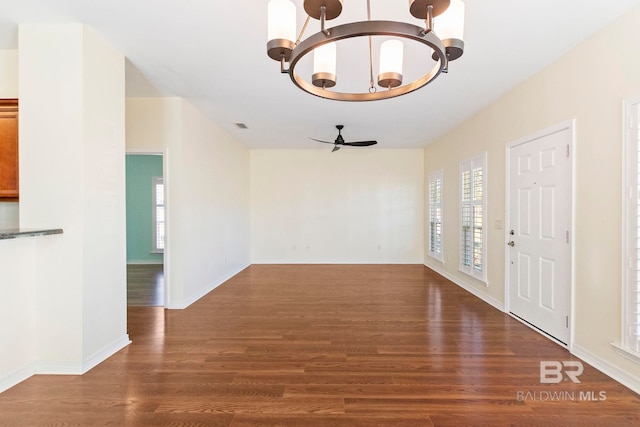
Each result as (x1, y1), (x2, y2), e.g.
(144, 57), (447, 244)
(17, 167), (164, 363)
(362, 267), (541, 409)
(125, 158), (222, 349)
(0, 228), (64, 240)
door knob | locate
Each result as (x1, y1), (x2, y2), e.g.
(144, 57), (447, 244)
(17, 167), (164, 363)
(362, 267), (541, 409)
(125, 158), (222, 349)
(507, 241), (515, 247)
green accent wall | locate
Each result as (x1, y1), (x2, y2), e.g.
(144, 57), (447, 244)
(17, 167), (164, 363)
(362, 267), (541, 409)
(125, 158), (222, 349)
(126, 154), (163, 264)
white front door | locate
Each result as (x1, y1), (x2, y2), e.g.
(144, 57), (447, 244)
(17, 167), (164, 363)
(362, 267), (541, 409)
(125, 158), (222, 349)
(507, 125), (572, 345)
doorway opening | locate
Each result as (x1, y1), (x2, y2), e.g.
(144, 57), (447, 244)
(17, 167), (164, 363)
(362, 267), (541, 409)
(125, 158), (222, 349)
(125, 151), (167, 307)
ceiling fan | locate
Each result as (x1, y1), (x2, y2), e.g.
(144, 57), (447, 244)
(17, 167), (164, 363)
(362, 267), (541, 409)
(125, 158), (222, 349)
(310, 125), (378, 152)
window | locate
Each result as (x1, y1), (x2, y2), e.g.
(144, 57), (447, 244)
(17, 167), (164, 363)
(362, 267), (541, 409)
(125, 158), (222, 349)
(428, 170), (443, 261)
(622, 98), (640, 357)
(152, 176), (165, 252)
(460, 153), (487, 282)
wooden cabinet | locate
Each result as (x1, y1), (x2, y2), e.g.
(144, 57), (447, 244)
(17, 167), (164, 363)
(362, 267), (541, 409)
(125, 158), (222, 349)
(0, 99), (19, 201)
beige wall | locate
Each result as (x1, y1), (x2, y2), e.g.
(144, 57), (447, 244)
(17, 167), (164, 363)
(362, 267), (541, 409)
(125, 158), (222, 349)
(251, 149), (424, 263)
(424, 5), (640, 388)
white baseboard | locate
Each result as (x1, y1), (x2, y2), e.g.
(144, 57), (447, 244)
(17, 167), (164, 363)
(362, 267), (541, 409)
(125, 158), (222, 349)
(1, 335), (132, 391)
(425, 263), (505, 312)
(36, 334), (131, 375)
(0, 362), (37, 394)
(81, 334), (131, 374)
(572, 343), (640, 395)
(168, 263), (250, 310)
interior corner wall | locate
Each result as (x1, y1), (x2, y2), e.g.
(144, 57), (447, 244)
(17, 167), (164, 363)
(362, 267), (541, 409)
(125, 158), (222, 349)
(126, 97), (251, 309)
(424, 5), (640, 387)
(18, 23), (128, 374)
(250, 149), (424, 264)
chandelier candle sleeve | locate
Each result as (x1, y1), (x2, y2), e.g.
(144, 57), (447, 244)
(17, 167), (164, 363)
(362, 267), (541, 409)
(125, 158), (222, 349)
(378, 40), (404, 88)
(435, 0), (465, 40)
(267, 0), (296, 62)
(433, 0), (465, 61)
(313, 42), (337, 88)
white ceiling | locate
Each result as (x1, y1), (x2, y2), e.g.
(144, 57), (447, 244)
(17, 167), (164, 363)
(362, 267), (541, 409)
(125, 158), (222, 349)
(1, 0), (639, 149)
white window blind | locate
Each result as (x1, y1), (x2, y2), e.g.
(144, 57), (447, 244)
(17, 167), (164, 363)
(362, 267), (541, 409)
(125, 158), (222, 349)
(428, 170), (443, 261)
(152, 176), (165, 252)
(623, 99), (640, 355)
(460, 154), (487, 282)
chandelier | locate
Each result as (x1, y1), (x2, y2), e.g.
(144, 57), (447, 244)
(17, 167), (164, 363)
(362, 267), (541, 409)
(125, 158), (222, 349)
(266, 0), (465, 101)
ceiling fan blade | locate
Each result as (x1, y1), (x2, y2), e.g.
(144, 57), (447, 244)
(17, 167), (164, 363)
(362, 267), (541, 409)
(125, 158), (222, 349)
(309, 137), (336, 145)
(331, 145), (341, 153)
(343, 140), (378, 147)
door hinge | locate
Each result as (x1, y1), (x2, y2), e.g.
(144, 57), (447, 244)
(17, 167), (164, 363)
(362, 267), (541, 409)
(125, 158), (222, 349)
(566, 316), (569, 328)
(566, 231), (570, 243)
(566, 144), (570, 158)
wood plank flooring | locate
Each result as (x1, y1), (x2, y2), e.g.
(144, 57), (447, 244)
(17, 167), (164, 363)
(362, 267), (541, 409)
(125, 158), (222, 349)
(127, 264), (164, 306)
(1, 264), (639, 426)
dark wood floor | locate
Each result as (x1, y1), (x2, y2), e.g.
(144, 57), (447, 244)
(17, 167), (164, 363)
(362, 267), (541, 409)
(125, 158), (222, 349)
(127, 264), (164, 307)
(1, 264), (639, 426)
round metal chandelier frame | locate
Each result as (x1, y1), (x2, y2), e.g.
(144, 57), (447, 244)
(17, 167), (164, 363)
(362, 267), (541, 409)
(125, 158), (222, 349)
(288, 20), (448, 102)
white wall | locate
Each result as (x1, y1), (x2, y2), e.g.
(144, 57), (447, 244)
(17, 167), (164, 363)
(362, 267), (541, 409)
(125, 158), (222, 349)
(251, 149), (424, 263)
(80, 27), (128, 363)
(0, 49), (19, 228)
(424, 4), (640, 391)
(126, 97), (251, 308)
(0, 238), (36, 392)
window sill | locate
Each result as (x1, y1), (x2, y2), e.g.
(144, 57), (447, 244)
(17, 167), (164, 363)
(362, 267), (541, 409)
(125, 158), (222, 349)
(611, 343), (640, 365)
(150, 250), (164, 254)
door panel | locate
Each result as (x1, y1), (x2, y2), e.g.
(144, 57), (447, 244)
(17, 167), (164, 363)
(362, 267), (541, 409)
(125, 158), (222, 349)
(518, 253), (531, 299)
(508, 127), (572, 345)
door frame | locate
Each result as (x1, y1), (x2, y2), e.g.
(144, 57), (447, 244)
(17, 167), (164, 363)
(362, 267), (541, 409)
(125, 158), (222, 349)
(504, 119), (576, 348)
(126, 147), (170, 308)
